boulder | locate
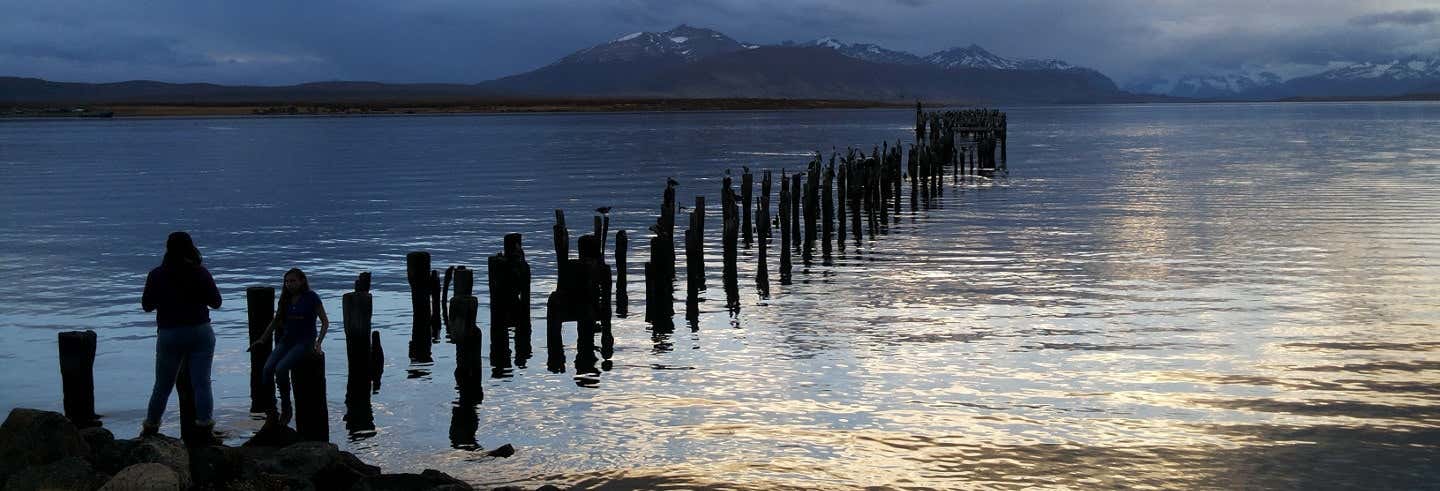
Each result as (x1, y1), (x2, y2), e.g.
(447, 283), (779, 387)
(350, 469), (473, 491)
(190, 444), (262, 489)
(2, 456), (108, 491)
(242, 421), (301, 448)
(0, 408), (91, 483)
(97, 463), (180, 491)
(93, 437), (140, 476)
(79, 426), (115, 454)
(485, 444), (515, 458)
(338, 451), (383, 477)
(256, 441), (339, 481)
(126, 436), (191, 489)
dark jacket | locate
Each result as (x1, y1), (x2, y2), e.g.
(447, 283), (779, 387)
(142, 263), (222, 328)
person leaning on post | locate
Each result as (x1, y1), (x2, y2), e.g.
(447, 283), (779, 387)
(248, 268), (329, 425)
(140, 231), (221, 443)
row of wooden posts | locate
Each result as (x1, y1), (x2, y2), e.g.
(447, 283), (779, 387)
(54, 105), (1007, 444)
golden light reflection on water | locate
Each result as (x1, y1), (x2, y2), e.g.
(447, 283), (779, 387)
(2, 104), (1439, 489)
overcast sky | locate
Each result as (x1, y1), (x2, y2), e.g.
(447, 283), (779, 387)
(3, 0), (1438, 86)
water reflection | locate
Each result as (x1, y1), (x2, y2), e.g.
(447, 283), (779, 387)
(1, 104), (1438, 489)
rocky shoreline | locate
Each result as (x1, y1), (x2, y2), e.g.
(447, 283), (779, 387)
(0, 408), (554, 491)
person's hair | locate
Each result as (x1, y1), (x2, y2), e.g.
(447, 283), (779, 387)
(163, 231), (202, 268)
(276, 268), (310, 321)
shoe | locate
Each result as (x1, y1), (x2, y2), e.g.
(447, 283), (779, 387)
(139, 421), (160, 438)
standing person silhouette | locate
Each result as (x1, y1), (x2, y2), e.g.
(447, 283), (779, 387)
(249, 268), (329, 424)
(140, 231), (221, 440)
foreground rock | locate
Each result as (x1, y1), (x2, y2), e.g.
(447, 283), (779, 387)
(0, 408), (547, 491)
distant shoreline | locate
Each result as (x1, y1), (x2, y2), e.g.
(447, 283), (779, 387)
(2, 98), (917, 118)
(5, 94), (1438, 119)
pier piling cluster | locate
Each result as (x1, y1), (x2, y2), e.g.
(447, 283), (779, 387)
(53, 105), (1007, 446)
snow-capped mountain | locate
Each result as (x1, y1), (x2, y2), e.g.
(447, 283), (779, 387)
(554, 25), (745, 65)
(1316, 56), (1440, 81)
(806, 40), (1086, 74)
(800, 38), (925, 65)
(919, 44), (1075, 71)
(1126, 71), (1283, 99)
(923, 44), (1019, 70)
(484, 26), (1127, 101)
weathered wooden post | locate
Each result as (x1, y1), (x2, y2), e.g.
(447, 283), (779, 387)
(822, 161), (834, 263)
(779, 173), (792, 283)
(756, 170), (771, 296)
(342, 272), (374, 432)
(429, 269), (441, 341)
(804, 156), (819, 265)
(790, 172), (802, 254)
(643, 259), (672, 325)
(722, 183), (739, 287)
(450, 266), (483, 404)
(441, 266), (454, 335)
(659, 181), (678, 281)
(887, 142), (898, 217)
(876, 147), (889, 230)
(406, 251), (432, 362)
(686, 196), (706, 293)
(553, 209), (570, 266)
(615, 230), (628, 317)
(292, 350), (328, 442)
(741, 167), (753, 247)
(837, 162), (847, 246)
(57, 330), (98, 428)
(369, 331), (383, 392)
(247, 286), (275, 413)
(177, 360), (199, 443)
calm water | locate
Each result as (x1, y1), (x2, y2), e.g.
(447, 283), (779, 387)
(2, 103), (1438, 489)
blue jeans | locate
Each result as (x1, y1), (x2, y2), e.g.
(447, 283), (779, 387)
(261, 338), (313, 414)
(146, 322), (216, 426)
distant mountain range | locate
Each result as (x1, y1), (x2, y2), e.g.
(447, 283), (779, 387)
(7, 24), (1435, 106)
(478, 25), (1126, 103)
(1128, 56), (1440, 99)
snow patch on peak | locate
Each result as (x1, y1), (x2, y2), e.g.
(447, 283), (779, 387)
(670, 36), (689, 44)
(615, 32), (643, 42)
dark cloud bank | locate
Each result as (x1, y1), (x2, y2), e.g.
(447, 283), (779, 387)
(1, 0), (1437, 86)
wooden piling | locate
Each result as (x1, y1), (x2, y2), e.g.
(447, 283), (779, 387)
(779, 173), (792, 283)
(741, 167), (753, 247)
(722, 177), (739, 285)
(659, 181), (678, 281)
(804, 157), (819, 264)
(405, 251), (432, 363)
(177, 361), (198, 443)
(686, 196), (705, 293)
(292, 351), (328, 442)
(790, 172), (801, 254)
(441, 266), (453, 335)
(837, 163), (847, 246)
(369, 331), (383, 392)
(756, 171), (771, 296)
(57, 330), (98, 428)
(429, 269), (441, 342)
(246, 286), (275, 413)
(450, 266), (482, 403)
(822, 160), (834, 263)
(342, 272), (374, 432)
(615, 230), (628, 317)
(553, 209), (570, 266)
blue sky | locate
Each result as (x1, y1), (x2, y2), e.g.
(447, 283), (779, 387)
(2, 0), (1437, 85)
